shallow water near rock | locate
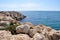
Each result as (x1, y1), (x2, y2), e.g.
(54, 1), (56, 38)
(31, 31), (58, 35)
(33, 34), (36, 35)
(21, 11), (60, 30)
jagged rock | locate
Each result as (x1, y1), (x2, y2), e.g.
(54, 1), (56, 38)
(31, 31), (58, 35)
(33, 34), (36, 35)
(0, 11), (26, 21)
(0, 30), (32, 40)
(0, 24), (60, 40)
(0, 30), (12, 40)
(33, 33), (45, 40)
(0, 12), (60, 40)
(28, 29), (37, 37)
(0, 21), (10, 25)
(34, 25), (43, 33)
(49, 31), (60, 40)
(46, 27), (52, 32)
(16, 24), (31, 34)
(11, 34), (31, 40)
(0, 11), (26, 30)
(0, 13), (14, 21)
(24, 22), (34, 29)
(0, 21), (10, 28)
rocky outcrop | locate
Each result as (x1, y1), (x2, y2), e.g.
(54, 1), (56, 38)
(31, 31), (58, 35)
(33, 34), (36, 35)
(0, 30), (32, 40)
(0, 23), (60, 40)
(0, 30), (12, 40)
(33, 33), (45, 40)
(16, 22), (60, 40)
(0, 11), (26, 21)
(0, 11), (26, 29)
(16, 24), (31, 34)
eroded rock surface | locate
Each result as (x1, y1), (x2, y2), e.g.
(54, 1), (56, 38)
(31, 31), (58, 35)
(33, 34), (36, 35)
(16, 24), (31, 34)
(33, 33), (45, 40)
(0, 30), (32, 40)
(0, 11), (26, 21)
(16, 22), (60, 40)
(0, 11), (26, 29)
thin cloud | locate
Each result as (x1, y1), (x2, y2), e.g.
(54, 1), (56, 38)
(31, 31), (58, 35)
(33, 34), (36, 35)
(0, 3), (41, 11)
(0, 4), (17, 8)
(19, 3), (41, 10)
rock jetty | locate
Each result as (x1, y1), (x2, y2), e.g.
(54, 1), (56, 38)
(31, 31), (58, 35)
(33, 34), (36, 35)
(0, 11), (26, 21)
(0, 11), (26, 29)
(0, 11), (60, 40)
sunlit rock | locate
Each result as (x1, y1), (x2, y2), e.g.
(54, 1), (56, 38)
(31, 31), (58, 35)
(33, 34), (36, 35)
(16, 24), (30, 34)
(33, 33), (45, 40)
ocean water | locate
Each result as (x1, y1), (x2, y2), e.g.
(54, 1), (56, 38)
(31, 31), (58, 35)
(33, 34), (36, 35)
(21, 11), (60, 30)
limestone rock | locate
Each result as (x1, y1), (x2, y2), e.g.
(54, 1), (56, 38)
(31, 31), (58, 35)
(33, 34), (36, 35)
(28, 29), (37, 37)
(0, 21), (10, 28)
(0, 30), (12, 40)
(33, 33), (45, 40)
(24, 22), (34, 29)
(16, 24), (30, 34)
(0, 11), (26, 30)
(11, 34), (31, 40)
(0, 11), (26, 21)
(50, 31), (60, 40)
(0, 30), (32, 40)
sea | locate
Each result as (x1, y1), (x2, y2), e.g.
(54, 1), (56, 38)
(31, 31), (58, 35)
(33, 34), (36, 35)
(21, 11), (60, 30)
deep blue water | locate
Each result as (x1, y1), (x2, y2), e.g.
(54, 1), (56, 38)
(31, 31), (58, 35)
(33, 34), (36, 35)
(21, 11), (60, 30)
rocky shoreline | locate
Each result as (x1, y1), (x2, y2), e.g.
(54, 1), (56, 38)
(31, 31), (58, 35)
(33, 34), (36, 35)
(0, 11), (60, 40)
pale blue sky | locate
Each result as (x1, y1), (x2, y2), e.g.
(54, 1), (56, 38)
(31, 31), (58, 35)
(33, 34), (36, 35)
(0, 0), (60, 11)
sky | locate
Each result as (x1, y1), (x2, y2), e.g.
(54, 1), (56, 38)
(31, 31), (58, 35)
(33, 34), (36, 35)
(0, 0), (60, 11)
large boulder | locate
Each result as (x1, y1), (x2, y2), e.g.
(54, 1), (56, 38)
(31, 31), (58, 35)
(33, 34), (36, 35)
(0, 30), (12, 40)
(0, 21), (10, 29)
(11, 34), (31, 40)
(33, 33), (45, 40)
(0, 30), (32, 40)
(16, 24), (31, 34)
(24, 22), (34, 29)
(12, 35), (32, 40)
(28, 29), (37, 37)
(49, 30), (60, 40)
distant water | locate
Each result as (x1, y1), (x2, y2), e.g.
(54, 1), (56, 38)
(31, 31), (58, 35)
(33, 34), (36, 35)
(21, 11), (60, 30)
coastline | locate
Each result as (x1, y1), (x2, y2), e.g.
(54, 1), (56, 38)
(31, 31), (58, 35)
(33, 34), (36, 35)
(0, 11), (60, 40)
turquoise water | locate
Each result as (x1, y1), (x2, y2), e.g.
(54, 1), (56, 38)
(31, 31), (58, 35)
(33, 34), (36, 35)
(21, 11), (60, 30)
